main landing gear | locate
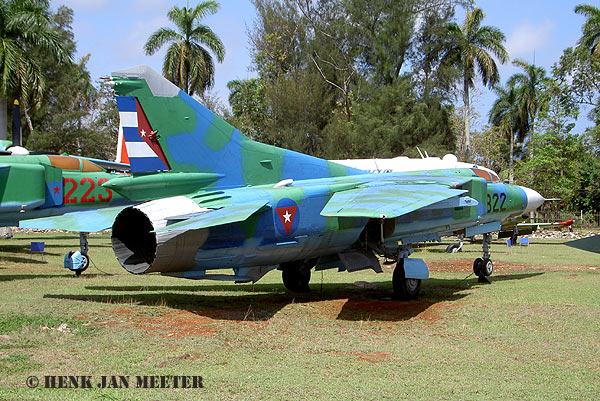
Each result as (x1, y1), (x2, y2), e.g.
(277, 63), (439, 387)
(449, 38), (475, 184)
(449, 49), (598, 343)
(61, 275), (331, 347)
(445, 235), (464, 253)
(280, 259), (315, 293)
(392, 258), (421, 299)
(473, 233), (494, 283)
(64, 232), (90, 276)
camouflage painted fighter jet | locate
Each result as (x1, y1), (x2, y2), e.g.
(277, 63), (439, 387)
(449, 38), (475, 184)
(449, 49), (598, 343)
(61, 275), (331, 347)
(0, 153), (134, 273)
(23, 65), (545, 297)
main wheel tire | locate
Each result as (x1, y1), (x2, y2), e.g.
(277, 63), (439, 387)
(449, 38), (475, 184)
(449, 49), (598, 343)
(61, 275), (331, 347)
(473, 257), (484, 276)
(281, 260), (311, 293)
(482, 258), (493, 276)
(445, 243), (461, 253)
(392, 259), (421, 299)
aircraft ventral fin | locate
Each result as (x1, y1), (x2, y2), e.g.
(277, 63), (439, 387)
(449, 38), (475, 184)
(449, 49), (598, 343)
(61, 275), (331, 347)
(320, 183), (467, 218)
(156, 200), (270, 232)
(19, 205), (131, 232)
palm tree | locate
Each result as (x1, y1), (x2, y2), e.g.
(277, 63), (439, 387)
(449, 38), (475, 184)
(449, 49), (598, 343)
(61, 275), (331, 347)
(489, 83), (528, 184)
(507, 59), (549, 152)
(144, 1), (225, 96)
(575, 3), (600, 57)
(442, 7), (508, 160)
(0, 0), (69, 140)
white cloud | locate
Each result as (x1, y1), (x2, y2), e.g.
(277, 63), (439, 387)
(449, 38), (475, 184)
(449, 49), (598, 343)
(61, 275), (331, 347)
(506, 19), (555, 59)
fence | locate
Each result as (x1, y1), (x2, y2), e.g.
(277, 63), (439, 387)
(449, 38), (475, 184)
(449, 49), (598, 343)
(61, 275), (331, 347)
(532, 210), (600, 228)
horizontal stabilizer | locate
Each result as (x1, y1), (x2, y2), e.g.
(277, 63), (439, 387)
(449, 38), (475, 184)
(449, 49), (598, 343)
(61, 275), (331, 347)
(19, 205), (131, 232)
(321, 183), (467, 218)
(156, 200), (270, 232)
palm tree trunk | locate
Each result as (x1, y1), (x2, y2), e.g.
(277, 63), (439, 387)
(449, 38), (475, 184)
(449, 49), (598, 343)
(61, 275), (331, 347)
(0, 98), (7, 141)
(463, 77), (471, 162)
(509, 130), (514, 184)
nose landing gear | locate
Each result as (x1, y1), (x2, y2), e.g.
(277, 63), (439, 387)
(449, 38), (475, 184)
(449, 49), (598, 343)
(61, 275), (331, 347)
(473, 233), (493, 283)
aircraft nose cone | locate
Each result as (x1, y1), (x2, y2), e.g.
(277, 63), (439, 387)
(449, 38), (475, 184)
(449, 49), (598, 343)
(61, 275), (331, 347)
(521, 186), (544, 213)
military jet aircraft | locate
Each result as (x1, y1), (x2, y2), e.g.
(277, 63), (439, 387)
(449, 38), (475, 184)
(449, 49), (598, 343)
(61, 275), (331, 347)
(1, 99), (136, 274)
(22, 65), (545, 297)
(0, 152), (134, 273)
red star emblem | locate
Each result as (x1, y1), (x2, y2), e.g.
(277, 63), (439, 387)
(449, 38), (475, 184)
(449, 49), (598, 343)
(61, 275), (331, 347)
(276, 206), (297, 235)
(53, 186), (60, 195)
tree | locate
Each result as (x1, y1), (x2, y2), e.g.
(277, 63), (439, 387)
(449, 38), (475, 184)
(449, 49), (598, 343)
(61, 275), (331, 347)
(227, 78), (268, 142)
(553, 45), (600, 125)
(489, 83), (526, 183)
(26, 6), (119, 159)
(349, 78), (455, 159)
(575, 3), (600, 57)
(0, 0), (70, 140)
(470, 125), (508, 176)
(144, 1), (225, 96)
(242, 0), (464, 158)
(507, 59), (549, 153)
(442, 7), (508, 160)
(513, 80), (586, 207)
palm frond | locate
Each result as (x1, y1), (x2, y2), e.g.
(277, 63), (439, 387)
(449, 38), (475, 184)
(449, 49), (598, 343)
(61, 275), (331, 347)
(190, 24), (225, 62)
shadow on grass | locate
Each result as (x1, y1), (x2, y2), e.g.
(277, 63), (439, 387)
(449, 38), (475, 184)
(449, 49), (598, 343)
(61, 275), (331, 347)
(0, 274), (106, 281)
(0, 244), (109, 256)
(3, 235), (103, 241)
(0, 256), (49, 264)
(44, 273), (543, 322)
(526, 242), (570, 246)
(422, 249), (481, 254)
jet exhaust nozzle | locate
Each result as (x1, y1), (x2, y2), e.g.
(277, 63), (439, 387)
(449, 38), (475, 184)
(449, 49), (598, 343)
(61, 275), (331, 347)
(111, 196), (207, 274)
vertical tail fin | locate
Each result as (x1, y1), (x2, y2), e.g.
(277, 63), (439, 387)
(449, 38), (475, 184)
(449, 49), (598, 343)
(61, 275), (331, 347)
(111, 65), (359, 188)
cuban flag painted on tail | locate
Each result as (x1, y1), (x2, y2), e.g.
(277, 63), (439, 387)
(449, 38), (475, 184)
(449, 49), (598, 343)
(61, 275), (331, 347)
(115, 96), (170, 173)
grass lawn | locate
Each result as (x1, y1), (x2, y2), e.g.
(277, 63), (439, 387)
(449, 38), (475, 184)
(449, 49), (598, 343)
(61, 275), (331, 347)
(0, 232), (598, 400)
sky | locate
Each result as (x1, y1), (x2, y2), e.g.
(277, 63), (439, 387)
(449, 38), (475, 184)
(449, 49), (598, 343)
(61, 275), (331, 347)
(49, 0), (593, 132)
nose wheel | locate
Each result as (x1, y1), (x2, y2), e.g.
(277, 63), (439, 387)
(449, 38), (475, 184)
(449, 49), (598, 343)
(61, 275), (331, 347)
(473, 233), (493, 283)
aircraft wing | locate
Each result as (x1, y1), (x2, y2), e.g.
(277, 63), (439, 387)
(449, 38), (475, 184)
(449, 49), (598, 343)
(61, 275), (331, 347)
(156, 200), (270, 232)
(19, 205), (131, 232)
(321, 183), (469, 218)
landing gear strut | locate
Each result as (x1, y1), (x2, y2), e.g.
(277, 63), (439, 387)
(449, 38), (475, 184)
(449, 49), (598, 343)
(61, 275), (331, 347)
(280, 259), (315, 293)
(64, 232), (90, 276)
(473, 233), (493, 283)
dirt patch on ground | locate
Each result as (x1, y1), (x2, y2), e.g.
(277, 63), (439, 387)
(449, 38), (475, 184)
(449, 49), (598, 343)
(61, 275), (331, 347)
(136, 310), (217, 338)
(79, 308), (219, 338)
(313, 298), (457, 323)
